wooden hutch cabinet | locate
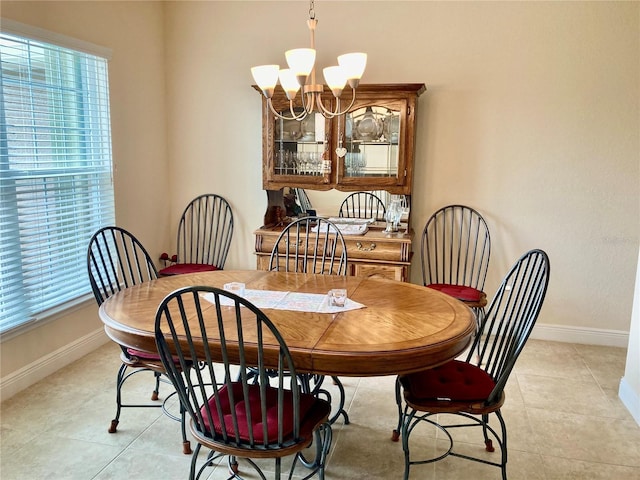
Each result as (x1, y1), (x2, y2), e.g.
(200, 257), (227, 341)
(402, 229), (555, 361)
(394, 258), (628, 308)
(253, 83), (425, 282)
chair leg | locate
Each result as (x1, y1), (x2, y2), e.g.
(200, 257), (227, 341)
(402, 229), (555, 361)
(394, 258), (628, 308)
(391, 376), (402, 441)
(189, 443), (201, 480)
(316, 422), (332, 480)
(495, 410), (508, 480)
(174, 367), (192, 454)
(400, 408), (417, 480)
(180, 402), (192, 454)
(151, 371), (161, 401)
(109, 363), (128, 433)
(229, 456), (239, 475)
(275, 457), (282, 479)
(481, 413), (495, 451)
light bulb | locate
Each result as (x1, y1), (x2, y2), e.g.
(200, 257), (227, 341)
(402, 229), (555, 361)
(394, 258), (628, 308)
(323, 66), (347, 98)
(278, 69), (301, 100)
(251, 65), (280, 98)
(337, 53), (367, 88)
(285, 48), (316, 84)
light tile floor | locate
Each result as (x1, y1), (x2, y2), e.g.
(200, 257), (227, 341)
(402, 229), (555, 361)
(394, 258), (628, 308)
(1, 339), (640, 479)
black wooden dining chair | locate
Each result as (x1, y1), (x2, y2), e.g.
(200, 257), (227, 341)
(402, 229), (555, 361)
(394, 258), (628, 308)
(294, 187), (313, 214)
(159, 193), (234, 276)
(421, 204), (491, 326)
(154, 286), (333, 480)
(86, 226), (192, 454)
(338, 191), (386, 220)
(268, 216), (349, 425)
(268, 216), (348, 276)
(392, 249), (550, 480)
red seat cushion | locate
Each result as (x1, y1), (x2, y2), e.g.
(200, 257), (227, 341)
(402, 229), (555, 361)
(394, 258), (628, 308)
(158, 263), (219, 276)
(427, 283), (484, 303)
(126, 348), (184, 366)
(400, 360), (496, 402)
(126, 348), (161, 360)
(200, 383), (322, 443)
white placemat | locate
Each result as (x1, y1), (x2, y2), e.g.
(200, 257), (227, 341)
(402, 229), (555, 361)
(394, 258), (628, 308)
(202, 289), (365, 314)
(326, 217), (375, 225)
(311, 223), (368, 235)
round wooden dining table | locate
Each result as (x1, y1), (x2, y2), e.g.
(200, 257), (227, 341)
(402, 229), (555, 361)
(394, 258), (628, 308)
(99, 270), (475, 377)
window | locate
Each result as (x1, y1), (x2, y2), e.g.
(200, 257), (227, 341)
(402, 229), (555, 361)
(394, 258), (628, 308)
(0, 23), (115, 334)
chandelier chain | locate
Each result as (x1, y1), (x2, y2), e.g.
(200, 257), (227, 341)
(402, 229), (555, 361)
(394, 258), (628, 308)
(309, 0), (315, 20)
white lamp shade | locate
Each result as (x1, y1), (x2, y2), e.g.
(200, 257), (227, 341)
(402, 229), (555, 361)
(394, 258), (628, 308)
(285, 48), (316, 77)
(323, 66), (347, 95)
(337, 53), (367, 80)
(278, 69), (301, 100)
(251, 65), (280, 93)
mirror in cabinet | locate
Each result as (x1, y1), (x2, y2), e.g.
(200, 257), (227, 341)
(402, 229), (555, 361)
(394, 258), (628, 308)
(289, 187), (411, 227)
(267, 187), (410, 229)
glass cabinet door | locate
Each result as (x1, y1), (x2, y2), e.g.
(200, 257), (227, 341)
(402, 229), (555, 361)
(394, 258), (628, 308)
(272, 112), (326, 178)
(336, 98), (408, 189)
(264, 92), (334, 189)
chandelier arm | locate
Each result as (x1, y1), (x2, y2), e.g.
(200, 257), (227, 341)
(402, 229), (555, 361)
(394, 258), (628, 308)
(316, 88), (358, 118)
(308, 90), (323, 118)
(299, 91), (314, 118)
(267, 98), (307, 121)
(315, 95), (338, 118)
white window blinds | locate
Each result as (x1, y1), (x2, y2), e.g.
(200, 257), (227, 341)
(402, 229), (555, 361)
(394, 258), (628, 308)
(0, 28), (115, 333)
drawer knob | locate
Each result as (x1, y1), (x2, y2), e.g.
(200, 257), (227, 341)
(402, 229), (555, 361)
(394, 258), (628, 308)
(285, 239), (304, 247)
(356, 242), (376, 252)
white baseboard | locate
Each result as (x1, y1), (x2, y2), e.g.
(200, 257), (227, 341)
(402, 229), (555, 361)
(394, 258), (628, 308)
(0, 328), (109, 402)
(531, 322), (629, 348)
(619, 377), (640, 426)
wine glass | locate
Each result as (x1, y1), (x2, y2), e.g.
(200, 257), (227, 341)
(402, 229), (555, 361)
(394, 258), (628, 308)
(310, 152), (321, 176)
(384, 200), (400, 233)
(391, 198), (403, 230)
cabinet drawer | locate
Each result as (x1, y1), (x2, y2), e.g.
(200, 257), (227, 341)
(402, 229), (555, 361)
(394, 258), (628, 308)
(256, 253), (410, 282)
(351, 263), (407, 282)
(254, 226), (412, 282)
(344, 237), (411, 263)
(255, 228), (412, 263)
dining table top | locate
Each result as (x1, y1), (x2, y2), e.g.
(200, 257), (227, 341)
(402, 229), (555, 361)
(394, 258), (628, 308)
(98, 270), (475, 377)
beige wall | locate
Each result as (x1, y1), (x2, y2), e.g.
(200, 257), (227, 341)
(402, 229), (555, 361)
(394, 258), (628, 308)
(164, 0), (639, 334)
(0, 1), (171, 392)
(1, 1), (638, 398)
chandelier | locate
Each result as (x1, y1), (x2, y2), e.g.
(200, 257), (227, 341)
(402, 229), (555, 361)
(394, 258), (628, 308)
(251, 0), (367, 121)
